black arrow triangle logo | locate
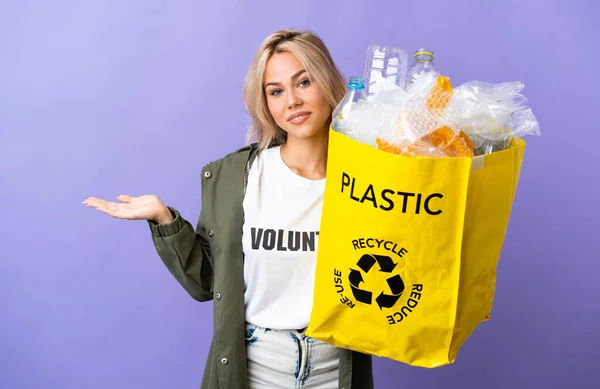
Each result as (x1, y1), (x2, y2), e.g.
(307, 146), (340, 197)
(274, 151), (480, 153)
(357, 254), (376, 273)
(375, 292), (401, 309)
(348, 268), (363, 287)
(386, 274), (405, 295)
(374, 255), (397, 273)
(375, 274), (405, 309)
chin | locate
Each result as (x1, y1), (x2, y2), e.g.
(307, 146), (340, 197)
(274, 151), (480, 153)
(286, 128), (324, 140)
(284, 122), (328, 140)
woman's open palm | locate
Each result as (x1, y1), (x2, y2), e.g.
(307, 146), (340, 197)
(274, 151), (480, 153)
(83, 194), (171, 223)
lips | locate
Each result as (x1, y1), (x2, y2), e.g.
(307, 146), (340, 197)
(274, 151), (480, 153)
(287, 111), (311, 125)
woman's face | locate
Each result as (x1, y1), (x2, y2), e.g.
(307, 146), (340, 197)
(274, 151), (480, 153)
(263, 51), (331, 141)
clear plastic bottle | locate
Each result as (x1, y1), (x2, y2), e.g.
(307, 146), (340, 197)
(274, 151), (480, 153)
(362, 45), (409, 98)
(405, 49), (440, 87)
(331, 76), (367, 135)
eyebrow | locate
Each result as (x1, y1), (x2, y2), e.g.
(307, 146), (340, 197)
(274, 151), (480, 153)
(264, 69), (307, 89)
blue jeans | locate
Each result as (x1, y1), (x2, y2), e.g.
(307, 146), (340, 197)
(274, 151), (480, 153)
(245, 322), (340, 388)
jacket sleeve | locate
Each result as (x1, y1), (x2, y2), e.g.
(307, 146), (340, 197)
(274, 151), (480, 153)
(147, 206), (214, 302)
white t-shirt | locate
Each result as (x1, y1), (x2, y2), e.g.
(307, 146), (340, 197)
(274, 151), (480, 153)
(241, 146), (325, 330)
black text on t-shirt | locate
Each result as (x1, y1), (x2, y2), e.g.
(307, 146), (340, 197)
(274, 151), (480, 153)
(250, 227), (320, 252)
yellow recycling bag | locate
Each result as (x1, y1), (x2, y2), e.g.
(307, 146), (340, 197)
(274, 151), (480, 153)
(306, 128), (526, 368)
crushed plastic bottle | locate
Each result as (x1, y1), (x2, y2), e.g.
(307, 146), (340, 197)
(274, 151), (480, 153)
(363, 45), (409, 98)
(405, 49), (440, 88)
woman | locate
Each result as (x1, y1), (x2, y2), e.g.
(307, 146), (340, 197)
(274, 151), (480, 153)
(83, 29), (374, 389)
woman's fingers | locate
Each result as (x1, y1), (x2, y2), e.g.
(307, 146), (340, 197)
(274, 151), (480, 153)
(84, 195), (133, 206)
(105, 202), (135, 219)
(82, 197), (104, 208)
(105, 202), (131, 219)
(83, 194), (161, 221)
(117, 194), (133, 203)
(83, 197), (133, 219)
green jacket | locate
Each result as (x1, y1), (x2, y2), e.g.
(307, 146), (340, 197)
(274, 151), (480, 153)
(148, 143), (374, 389)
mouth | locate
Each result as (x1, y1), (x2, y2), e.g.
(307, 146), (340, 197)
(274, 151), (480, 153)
(287, 111), (311, 125)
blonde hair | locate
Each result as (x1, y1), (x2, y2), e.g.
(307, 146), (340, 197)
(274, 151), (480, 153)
(242, 29), (347, 149)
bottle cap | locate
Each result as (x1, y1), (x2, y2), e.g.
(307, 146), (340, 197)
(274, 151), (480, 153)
(414, 49), (434, 60)
(348, 77), (365, 90)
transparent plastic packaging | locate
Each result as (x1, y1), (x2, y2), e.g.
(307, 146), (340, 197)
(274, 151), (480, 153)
(334, 76), (540, 157)
(450, 81), (541, 154)
(332, 46), (541, 158)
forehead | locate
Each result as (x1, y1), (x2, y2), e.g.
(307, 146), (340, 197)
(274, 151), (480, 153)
(264, 51), (304, 83)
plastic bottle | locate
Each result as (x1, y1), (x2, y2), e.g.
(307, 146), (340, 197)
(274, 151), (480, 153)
(331, 76), (367, 135)
(362, 45), (409, 98)
(405, 49), (440, 87)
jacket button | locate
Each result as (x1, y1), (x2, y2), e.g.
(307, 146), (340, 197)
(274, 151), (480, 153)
(215, 292), (221, 300)
(204, 171), (212, 178)
(221, 357), (228, 365)
(208, 230), (214, 237)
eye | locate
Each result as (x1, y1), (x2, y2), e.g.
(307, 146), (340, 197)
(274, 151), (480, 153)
(269, 89), (283, 96)
(298, 79), (311, 87)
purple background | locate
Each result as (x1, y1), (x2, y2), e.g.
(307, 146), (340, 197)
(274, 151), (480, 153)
(1, 1), (598, 388)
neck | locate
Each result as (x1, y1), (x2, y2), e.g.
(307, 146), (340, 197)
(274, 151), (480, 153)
(280, 129), (329, 180)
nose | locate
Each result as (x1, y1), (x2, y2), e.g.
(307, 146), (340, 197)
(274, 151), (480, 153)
(287, 89), (302, 109)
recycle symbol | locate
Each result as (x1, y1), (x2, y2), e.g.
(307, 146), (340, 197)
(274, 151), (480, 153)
(349, 254), (405, 309)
